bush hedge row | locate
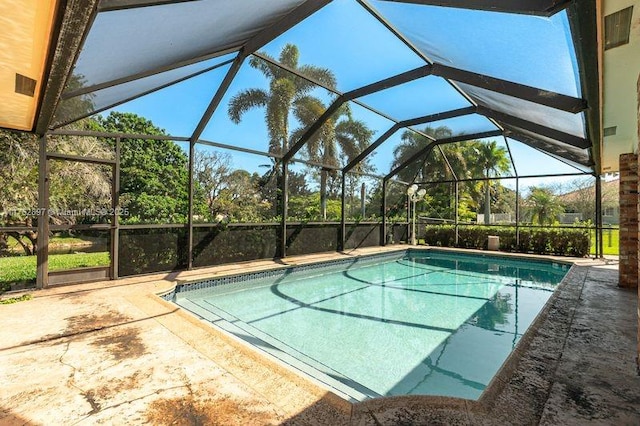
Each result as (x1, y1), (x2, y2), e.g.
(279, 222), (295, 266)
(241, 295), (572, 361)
(422, 225), (590, 257)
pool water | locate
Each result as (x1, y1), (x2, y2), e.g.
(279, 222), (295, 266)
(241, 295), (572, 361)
(175, 250), (569, 401)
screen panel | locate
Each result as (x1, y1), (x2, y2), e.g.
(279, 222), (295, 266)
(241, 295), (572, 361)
(344, 223), (382, 249)
(439, 137), (515, 181)
(286, 222), (339, 255)
(118, 227), (188, 276)
(502, 124), (592, 167)
(369, 1), (582, 97)
(366, 127), (431, 176)
(202, 59), (337, 155)
(259, 0), (426, 91)
(192, 224), (278, 267)
(506, 137), (591, 177)
(408, 114), (499, 138)
(292, 100), (393, 175)
(192, 145), (280, 224)
(0, 131), (39, 291)
(118, 139), (191, 224)
(455, 82), (586, 138)
(47, 134), (116, 160)
(55, 55), (236, 130)
(287, 161), (341, 222)
(69, 0), (305, 89)
(357, 76), (472, 121)
(344, 173), (383, 221)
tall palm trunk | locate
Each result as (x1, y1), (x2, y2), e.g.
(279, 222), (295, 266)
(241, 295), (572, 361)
(320, 169), (327, 220)
(484, 178), (491, 225)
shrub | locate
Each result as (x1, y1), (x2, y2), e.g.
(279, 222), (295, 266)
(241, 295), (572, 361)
(422, 225), (590, 257)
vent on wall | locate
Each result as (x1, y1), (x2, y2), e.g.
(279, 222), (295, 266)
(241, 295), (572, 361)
(15, 73), (37, 97)
(605, 6), (634, 50)
(604, 126), (617, 137)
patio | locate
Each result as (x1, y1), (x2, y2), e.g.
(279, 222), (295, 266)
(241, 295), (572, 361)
(1, 249), (637, 425)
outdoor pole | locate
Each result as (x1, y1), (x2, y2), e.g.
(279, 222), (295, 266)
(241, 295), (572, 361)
(36, 135), (49, 289)
(279, 161), (289, 258)
(412, 196), (416, 245)
(595, 175), (603, 258)
(187, 140), (195, 269)
(111, 137), (121, 279)
(512, 270), (519, 349)
(381, 178), (387, 246)
(515, 177), (520, 248)
(406, 189), (410, 243)
(407, 185), (425, 245)
(454, 181), (459, 246)
(340, 172), (346, 251)
(361, 182), (366, 218)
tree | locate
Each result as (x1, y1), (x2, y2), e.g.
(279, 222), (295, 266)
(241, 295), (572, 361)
(526, 186), (564, 225)
(213, 170), (270, 222)
(228, 44), (336, 156)
(391, 126), (454, 183)
(291, 101), (374, 219)
(227, 44), (337, 218)
(0, 130), (39, 255)
(470, 293), (512, 330)
(288, 193), (341, 221)
(193, 149), (232, 220)
(389, 129), (513, 224)
(228, 44), (375, 221)
(471, 141), (510, 224)
(390, 126), (469, 221)
(492, 185), (517, 220)
(97, 112), (206, 223)
(0, 128), (113, 255)
(558, 177), (618, 223)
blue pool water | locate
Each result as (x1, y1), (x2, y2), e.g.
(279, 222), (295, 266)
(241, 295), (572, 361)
(174, 250), (569, 401)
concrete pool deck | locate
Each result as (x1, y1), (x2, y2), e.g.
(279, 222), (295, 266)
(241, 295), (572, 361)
(1, 246), (638, 425)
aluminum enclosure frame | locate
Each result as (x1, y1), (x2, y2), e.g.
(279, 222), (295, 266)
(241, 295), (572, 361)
(22, 0), (603, 286)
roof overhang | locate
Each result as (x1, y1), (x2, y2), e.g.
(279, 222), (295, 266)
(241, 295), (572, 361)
(0, 0), (60, 131)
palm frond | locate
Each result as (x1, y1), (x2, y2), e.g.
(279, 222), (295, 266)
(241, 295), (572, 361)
(297, 64), (337, 91)
(279, 44), (300, 69)
(248, 54), (276, 80)
(227, 89), (269, 123)
(292, 95), (325, 126)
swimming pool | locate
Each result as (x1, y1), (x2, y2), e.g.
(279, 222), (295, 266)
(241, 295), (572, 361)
(171, 249), (570, 401)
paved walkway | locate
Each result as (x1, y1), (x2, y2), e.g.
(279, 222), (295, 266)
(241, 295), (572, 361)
(0, 249), (638, 425)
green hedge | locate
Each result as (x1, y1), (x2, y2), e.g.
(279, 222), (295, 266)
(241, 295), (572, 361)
(422, 225), (590, 257)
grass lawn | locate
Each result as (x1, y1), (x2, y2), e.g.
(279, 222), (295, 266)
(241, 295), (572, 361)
(590, 228), (619, 256)
(0, 252), (110, 291)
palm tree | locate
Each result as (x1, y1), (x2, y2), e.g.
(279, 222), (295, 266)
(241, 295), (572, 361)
(390, 126), (470, 222)
(438, 143), (468, 180)
(527, 187), (564, 225)
(227, 44), (336, 156)
(472, 141), (510, 224)
(290, 100), (374, 219)
(391, 126), (454, 183)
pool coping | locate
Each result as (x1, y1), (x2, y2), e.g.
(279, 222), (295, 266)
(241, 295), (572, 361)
(156, 246), (583, 419)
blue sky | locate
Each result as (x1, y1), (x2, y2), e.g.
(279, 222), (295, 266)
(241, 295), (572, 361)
(95, 0), (589, 188)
